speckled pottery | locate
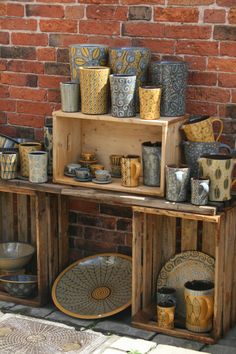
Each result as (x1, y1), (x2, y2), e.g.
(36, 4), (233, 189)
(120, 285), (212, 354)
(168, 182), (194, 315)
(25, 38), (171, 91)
(181, 116), (223, 142)
(19, 142), (42, 178)
(43, 123), (53, 176)
(69, 44), (109, 83)
(139, 86), (161, 120)
(60, 82), (79, 112)
(157, 287), (176, 306)
(166, 165), (190, 202)
(28, 151), (48, 184)
(191, 177), (210, 206)
(150, 61), (188, 117)
(109, 74), (136, 118)
(109, 47), (151, 111)
(121, 155), (141, 187)
(157, 300), (175, 329)
(1, 152), (18, 180)
(142, 141), (161, 186)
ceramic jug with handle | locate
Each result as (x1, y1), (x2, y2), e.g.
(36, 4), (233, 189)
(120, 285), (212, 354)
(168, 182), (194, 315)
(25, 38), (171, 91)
(198, 154), (236, 201)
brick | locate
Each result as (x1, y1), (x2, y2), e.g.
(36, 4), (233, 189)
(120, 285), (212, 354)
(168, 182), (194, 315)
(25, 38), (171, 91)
(214, 26), (236, 41)
(208, 57), (236, 73)
(121, 0), (163, 4)
(0, 125), (17, 138)
(225, 105), (236, 119)
(0, 18), (37, 31)
(47, 89), (61, 102)
(0, 4), (6, 16)
(0, 46), (36, 60)
(0, 32), (9, 44)
(188, 71), (217, 86)
(57, 48), (69, 63)
(7, 4), (24, 17)
(68, 225), (83, 237)
(184, 56), (206, 71)
(125, 233), (132, 246)
(37, 48), (56, 61)
(216, 0), (236, 6)
(0, 112), (7, 124)
(187, 86), (230, 103)
(204, 9), (226, 23)
(122, 22), (164, 37)
(80, 20), (120, 36)
(117, 218), (132, 232)
(155, 7), (199, 23)
(100, 204), (132, 218)
(9, 87), (47, 101)
(220, 118), (236, 134)
(77, 213), (116, 230)
(1, 73), (38, 87)
(218, 73), (236, 88)
(40, 19), (77, 33)
(65, 5), (84, 19)
(45, 62), (70, 76)
(232, 90), (236, 103)
(0, 100), (16, 112)
(128, 6), (151, 21)
(38, 75), (67, 89)
(169, 0), (214, 4)
(88, 36), (131, 47)
(0, 59), (7, 71)
(228, 8), (236, 24)
(176, 41), (218, 56)
(84, 227), (126, 245)
(186, 101), (218, 116)
(76, 238), (118, 253)
(69, 198), (99, 214)
(165, 25), (211, 39)
(49, 34), (87, 47)
(80, 0), (125, 3)
(8, 113), (45, 128)
(26, 5), (64, 18)
(36, 0), (75, 2)
(17, 101), (54, 115)
(132, 38), (174, 54)
(11, 33), (48, 46)
(0, 85), (9, 98)
(7, 60), (44, 74)
(220, 42), (236, 57)
(87, 5), (127, 20)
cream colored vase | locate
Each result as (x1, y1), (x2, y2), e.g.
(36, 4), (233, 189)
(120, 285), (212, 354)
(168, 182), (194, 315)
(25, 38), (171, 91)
(121, 155), (141, 187)
(19, 142), (42, 178)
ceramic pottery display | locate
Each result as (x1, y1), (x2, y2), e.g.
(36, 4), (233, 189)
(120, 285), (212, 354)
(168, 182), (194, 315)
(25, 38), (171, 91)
(121, 155), (141, 187)
(139, 86), (162, 120)
(184, 280), (214, 333)
(198, 154), (236, 202)
(19, 142), (42, 178)
(1, 152), (17, 180)
(43, 123), (53, 176)
(181, 116), (223, 142)
(182, 141), (232, 178)
(110, 155), (123, 178)
(69, 44), (109, 83)
(157, 287), (176, 306)
(165, 165), (190, 202)
(60, 82), (79, 112)
(79, 66), (110, 114)
(90, 164), (104, 177)
(109, 47), (151, 111)
(157, 300), (175, 329)
(109, 74), (136, 118)
(28, 151), (48, 184)
(142, 141), (161, 186)
(150, 61), (188, 117)
(64, 163), (81, 177)
(191, 177), (210, 206)
(0, 134), (18, 149)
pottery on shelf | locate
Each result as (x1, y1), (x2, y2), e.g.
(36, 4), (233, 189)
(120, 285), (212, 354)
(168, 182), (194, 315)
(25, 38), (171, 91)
(19, 142), (42, 178)
(142, 141), (161, 187)
(121, 155), (141, 187)
(28, 151), (48, 184)
(1, 152), (18, 180)
(139, 86), (162, 120)
(181, 116), (223, 142)
(165, 165), (190, 202)
(60, 82), (80, 113)
(191, 177), (210, 206)
(44, 123), (53, 176)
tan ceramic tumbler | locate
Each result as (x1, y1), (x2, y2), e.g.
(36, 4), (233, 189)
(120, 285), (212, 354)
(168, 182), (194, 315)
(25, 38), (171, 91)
(157, 301), (175, 329)
(121, 155), (141, 187)
(19, 142), (42, 178)
(139, 86), (161, 120)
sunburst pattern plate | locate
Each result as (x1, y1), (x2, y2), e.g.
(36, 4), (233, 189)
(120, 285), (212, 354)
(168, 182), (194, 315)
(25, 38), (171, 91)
(52, 253), (132, 319)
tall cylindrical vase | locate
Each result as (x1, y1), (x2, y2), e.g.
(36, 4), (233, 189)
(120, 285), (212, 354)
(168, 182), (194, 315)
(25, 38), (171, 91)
(150, 61), (188, 117)
(60, 82), (79, 112)
(79, 66), (110, 114)
(1, 152), (18, 180)
(19, 142), (42, 178)
(44, 123), (53, 176)
(28, 151), (48, 183)
(139, 86), (162, 120)
(142, 142), (161, 186)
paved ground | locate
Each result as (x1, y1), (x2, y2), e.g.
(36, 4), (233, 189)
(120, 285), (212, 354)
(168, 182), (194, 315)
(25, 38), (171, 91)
(0, 301), (235, 353)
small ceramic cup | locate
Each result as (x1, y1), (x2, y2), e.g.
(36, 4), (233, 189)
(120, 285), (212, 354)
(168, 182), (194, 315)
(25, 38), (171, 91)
(75, 167), (91, 180)
(157, 300), (175, 329)
(157, 287), (176, 306)
(1, 152), (18, 180)
(110, 154), (123, 166)
(95, 169), (111, 181)
(111, 165), (122, 178)
(81, 152), (96, 161)
(90, 164), (104, 177)
(64, 163), (81, 176)
(191, 177), (210, 206)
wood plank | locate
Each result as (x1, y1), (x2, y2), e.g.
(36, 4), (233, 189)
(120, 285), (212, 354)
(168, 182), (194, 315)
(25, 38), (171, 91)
(202, 222), (217, 257)
(181, 219), (198, 251)
(58, 195), (69, 271)
(1, 193), (14, 242)
(0, 179), (62, 195)
(161, 216), (176, 264)
(47, 194), (59, 288)
(232, 207), (236, 325)
(0, 194), (2, 241)
(142, 214), (153, 309)
(17, 194), (28, 243)
(0, 292), (40, 307)
(30, 196), (36, 247)
(152, 215), (163, 296)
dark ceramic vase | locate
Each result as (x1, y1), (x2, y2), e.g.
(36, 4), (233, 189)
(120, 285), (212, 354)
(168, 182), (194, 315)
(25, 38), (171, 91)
(142, 141), (161, 186)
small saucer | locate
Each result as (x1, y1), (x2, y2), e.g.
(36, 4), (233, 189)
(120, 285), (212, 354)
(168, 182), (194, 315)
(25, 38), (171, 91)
(74, 176), (92, 182)
(64, 172), (75, 177)
(92, 178), (112, 184)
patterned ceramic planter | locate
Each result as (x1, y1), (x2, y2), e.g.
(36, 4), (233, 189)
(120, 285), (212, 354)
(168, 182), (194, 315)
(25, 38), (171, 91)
(142, 141), (161, 186)
(1, 152), (18, 180)
(109, 47), (151, 111)
(109, 74), (136, 118)
(28, 151), (48, 183)
(121, 155), (141, 187)
(19, 142), (42, 178)
(44, 124), (53, 176)
(165, 165), (190, 202)
(60, 82), (79, 112)
(79, 66), (110, 114)
(151, 61), (188, 117)
(69, 44), (109, 83)
(139, 86), (162, 120)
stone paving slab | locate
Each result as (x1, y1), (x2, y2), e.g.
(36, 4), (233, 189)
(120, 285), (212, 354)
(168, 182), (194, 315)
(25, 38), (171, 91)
(150, 345), (208, 353)
(152, 334), (205, 351)
(217, 338), (236, 348)
(45, 310), (95, 329)
(7, 304), (54, 318)
(0, 301), (17, 310)
(110, 337), (156, 353)
(202, 344), (236, 353)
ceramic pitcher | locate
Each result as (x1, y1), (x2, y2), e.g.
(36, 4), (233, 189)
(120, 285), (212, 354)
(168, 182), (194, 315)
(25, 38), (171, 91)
(121, 155), (141, 187)
(198, 154), (236, 201)
(181, 116), (223, 142)
(166, 165), (190, 202)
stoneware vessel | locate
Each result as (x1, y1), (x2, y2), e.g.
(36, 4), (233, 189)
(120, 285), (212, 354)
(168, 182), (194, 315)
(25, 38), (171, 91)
(60, 82), (79, 112)
(157, 300), (175, 329)
(79, 66), (110, 114)
(69, 44), (109, 83)
(110, 154), (123, 166)
(109, 74), (136, 118)
(95, 169), (111, 182)
(43, 123), (53, 176)
(139, 86), (162, 120)
(191, 177), (210, 206)
(1, 152), (18, 180)
(198, 154), (236, 202)
(121, 155), (141, 187)
(28, 151), (48, 184)
(184, 280), (214, 333)
(166, 165), (190, 202)
(19, 142), (42, 178)
(157, 287), (176, 306)
(75, 167), (91, 180)
(142, 141), (161, 186)
(90, 164), (104, 177)
(150, 61), (188, 117)
(181, 116), (223, 142)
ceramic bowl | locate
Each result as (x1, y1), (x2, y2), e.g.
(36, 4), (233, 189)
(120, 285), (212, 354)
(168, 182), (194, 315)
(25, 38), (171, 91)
(0, 274), (38, 298)
(0, 243), (35, 271)
(0, 134), (18, 149)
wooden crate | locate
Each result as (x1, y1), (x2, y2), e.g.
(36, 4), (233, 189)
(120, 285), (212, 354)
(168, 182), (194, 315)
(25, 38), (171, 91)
(53, 110), (187, 197)
(131, 205), (236, 344)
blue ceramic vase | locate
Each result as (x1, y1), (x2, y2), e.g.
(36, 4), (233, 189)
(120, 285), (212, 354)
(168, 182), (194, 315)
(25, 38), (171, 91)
(151, 61), (188, 117)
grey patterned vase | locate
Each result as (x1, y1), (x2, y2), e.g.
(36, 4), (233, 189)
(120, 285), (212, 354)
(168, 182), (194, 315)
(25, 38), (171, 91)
(109, 74), (136, 118)
(142, 141), (161, 186)
(151, 61), (188, 117)
(157, 287), (176, 306)
(44, 123), (53, 176)
(166, 165), (190, 202)
(28, 151), (48, 184)
(109, 47), (151, 111)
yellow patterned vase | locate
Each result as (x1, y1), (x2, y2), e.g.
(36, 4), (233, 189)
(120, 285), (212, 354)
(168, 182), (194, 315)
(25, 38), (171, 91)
(184, 280), (214, 333)
(19, 142), (42, 178)
(1, 152), (18, 179)
(121, 155), (141, 187)
(79, 66), (110, 115)
(139, 86), (162, 120)
(182, 116), (223, 142)
(157, 300), (175, 329)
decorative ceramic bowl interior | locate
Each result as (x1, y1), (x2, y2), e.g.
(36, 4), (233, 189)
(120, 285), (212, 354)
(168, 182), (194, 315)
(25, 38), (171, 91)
(0, 274), (38, 298)
(0, 243), (35, 271)
(0, 134), (18, 149)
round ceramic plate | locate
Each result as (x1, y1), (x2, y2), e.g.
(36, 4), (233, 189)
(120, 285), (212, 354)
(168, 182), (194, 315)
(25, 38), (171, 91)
(92, 178), (112, 184)
(52, 253), (132, 319)
(74, 177), (92, 182)
(157, 250), (215, 319)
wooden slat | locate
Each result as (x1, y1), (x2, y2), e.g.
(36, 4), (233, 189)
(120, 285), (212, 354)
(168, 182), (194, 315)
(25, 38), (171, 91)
(30, 196), (36, 247)
(152, 215), (163, 296)
(232, 207), (236, 325)
(181, 219), (198, 251)
(58, 195), (69, 271)
(47, 194), (59, 288)
(0, 194), (2, 241)
(161, 216), (176, 264)
(142, 214), (153, 308)
(202, 222), (217, 257)
(17, 194), (28, 243)
(1, 193), (14, 242)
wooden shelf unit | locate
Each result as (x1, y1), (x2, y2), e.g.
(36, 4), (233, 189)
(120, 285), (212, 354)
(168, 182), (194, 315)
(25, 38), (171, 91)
(131, 205), (236, 344)
(53, 110), (187, 197)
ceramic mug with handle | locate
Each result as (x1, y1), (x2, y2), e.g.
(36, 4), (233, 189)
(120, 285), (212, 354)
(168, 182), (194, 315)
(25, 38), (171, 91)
(121, 155), (141, 187)
(166, 165), (190, 202)
(181, 116), (223, 142)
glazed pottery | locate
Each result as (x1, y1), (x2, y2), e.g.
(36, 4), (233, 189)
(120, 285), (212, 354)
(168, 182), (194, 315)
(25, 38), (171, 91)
(142, 141), (161, 186)
(19, 142), (42, 178)
(166, 165), (190, 202)
(181, 116), (223, 142)
(0, 134), (18, 149)
(60, 82), (79, 113)
(110, 154), (123, 166)
(64, 163), (81, 177)
(182, 141), (232, 178)
(111, 165), (121, 178)
(75, 167), (91, 180)
(198, 154), (236, 202)
(0, 242), (35, 271)
(139, 86), (162, 120)
(150, 61), (188, 117)
(191, 178), (210, 206)
(184, 280), (214, 333)
(0, 274), (37, 298)
(121, 155), (141, 187)
(157, 300), (175, 329)
(1, 152), (18, 180)
(28, 151), (48, 184)
(109, 47), (151, 111)
(43, 123), (53, 176)
(79, 66), (110, 114)
(69, 44), (109, 83)
(95, 169), (111, 182)
(157, 287), (176, 306)
(109, 74), (136, 118)
(81, 152), (96, 162)
(90, 164), (104, 177)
